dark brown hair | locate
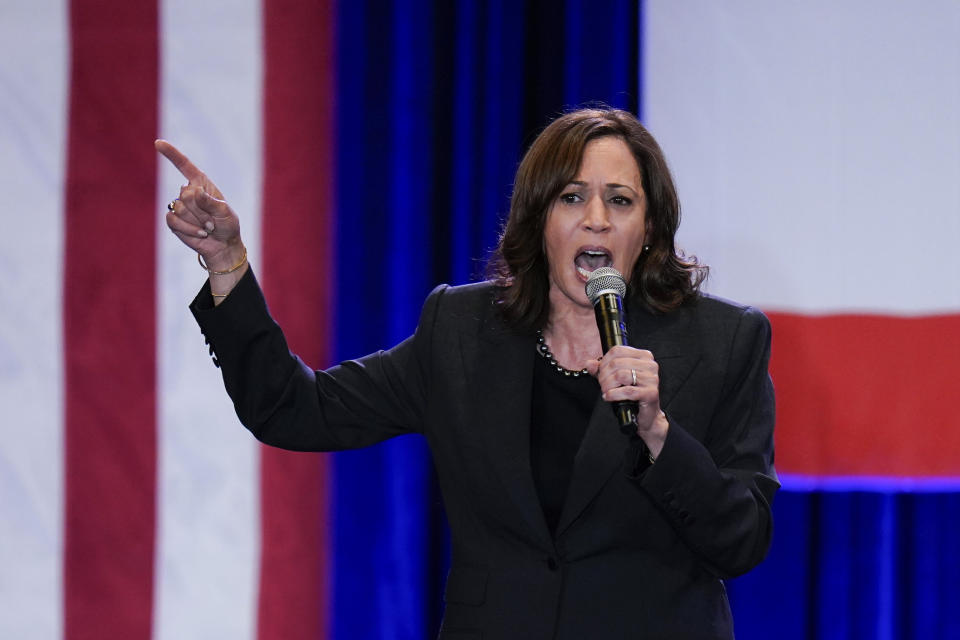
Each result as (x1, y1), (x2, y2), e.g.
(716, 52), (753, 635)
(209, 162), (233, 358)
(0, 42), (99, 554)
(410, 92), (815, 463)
(488, 107), (708, 330)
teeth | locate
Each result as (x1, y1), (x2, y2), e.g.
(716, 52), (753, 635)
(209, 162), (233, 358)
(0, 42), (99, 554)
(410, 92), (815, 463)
(575, 249), (613, 279)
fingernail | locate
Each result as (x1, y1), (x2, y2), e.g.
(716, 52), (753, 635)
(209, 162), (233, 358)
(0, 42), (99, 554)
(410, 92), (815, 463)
(198, 230), (208, 238)
(204, 221), (215, 231)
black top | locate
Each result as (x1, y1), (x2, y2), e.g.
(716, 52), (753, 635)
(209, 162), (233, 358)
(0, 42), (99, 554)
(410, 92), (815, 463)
(530, 352), (600, 533)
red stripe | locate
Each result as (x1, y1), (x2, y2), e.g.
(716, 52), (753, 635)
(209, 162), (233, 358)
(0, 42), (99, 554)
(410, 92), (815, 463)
(769, 312), (960, 477)
(62, 1), (158, 638)
(258, 0), (336, 637)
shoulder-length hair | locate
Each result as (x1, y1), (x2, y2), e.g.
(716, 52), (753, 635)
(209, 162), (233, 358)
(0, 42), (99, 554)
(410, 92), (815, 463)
(487, 107), (707, 331)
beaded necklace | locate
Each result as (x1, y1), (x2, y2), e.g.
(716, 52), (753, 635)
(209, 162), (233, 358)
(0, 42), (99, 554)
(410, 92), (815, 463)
(535, 329), (590, 378)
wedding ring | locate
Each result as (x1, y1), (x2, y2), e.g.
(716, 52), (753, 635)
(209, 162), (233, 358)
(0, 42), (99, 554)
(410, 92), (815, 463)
(631, 369), (637, 386)
(167, 200), (177, 212)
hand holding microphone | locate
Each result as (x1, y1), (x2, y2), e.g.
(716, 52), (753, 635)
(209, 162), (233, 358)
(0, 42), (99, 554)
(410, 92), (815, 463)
(585, 268), (665, 440)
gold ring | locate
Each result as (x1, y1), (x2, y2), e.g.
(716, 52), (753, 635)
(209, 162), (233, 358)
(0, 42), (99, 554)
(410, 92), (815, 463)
(631, 369), (637, 386)
(167, 200), (177, 212)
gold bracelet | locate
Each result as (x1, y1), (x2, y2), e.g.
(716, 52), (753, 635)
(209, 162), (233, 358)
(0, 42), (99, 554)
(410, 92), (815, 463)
(198, 246), (247, 275)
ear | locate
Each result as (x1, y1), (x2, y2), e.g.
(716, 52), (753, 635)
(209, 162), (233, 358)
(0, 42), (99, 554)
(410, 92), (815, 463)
(643, 216), (654, 248)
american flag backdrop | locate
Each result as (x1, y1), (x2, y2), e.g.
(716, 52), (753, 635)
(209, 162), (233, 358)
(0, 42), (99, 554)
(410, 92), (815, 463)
(2, 0), (334, 637)
(645, 1), (960, 485)
(2, 0), (959, 639)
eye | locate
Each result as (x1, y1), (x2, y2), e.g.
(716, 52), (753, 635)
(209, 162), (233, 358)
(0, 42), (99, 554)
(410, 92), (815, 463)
(610, 194), (632, 206)
(559, 192), (582, 204)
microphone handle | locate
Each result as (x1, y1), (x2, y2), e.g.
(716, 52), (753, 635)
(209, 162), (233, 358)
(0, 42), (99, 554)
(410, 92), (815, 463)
(593, 293), (639, 434)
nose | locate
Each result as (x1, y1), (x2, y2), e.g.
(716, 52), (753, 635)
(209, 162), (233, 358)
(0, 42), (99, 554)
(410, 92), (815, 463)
(582, 195), (611, 232)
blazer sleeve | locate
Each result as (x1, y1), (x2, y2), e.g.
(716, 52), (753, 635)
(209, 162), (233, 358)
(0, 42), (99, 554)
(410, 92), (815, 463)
(638, 305), (778, 578)
(190, 267), (445, 451)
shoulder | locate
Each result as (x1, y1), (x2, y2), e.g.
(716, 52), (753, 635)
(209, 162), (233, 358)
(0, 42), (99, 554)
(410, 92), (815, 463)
(683, 292), (770, 334)
(424, 280), (498, 317)
(429, 280), (497, 304)
(684, 293), (772, 372)
(418, 280), (502, 334)
(644, 292), (770, 363)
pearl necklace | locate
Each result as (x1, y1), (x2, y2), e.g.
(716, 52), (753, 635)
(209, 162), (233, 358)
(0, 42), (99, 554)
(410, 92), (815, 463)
(535, 330), (589, 378)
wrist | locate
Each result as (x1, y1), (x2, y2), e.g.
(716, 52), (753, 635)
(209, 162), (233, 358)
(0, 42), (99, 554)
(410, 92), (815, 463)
(200, 242), (247, 275)
(207, 263), (248, 306)
(202, 241), (246, 273)
(639, 410), (669, 460)
(198, 242), (248, 306)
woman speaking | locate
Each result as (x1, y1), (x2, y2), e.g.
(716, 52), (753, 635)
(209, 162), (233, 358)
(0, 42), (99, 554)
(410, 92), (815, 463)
(157, 108), (777, 639)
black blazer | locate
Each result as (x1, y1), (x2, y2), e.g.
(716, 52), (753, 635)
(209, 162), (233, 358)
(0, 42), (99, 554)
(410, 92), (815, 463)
(192, 269), (778, 640)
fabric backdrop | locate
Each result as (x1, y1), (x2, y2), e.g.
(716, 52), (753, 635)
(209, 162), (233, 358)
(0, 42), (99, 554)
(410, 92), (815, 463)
(645, 4), (960, 639)
(0, 1), (956, 639)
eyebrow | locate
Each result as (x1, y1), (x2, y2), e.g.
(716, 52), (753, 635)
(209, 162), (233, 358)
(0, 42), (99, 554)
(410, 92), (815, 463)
(567, 180), (639, 193)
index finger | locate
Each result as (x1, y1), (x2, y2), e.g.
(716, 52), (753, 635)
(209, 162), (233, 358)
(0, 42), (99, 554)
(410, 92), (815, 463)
(155, 139), (205, 184)
(605, 345), (654, 360)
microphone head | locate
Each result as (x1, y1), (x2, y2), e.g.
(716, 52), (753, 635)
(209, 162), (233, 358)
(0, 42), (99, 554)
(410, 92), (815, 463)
(585, 267), (627, 304)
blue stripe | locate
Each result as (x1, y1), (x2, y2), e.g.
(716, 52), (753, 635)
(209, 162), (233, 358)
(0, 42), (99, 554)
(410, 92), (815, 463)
(779, 474), (960, 492)
(450, 0), (479, 284)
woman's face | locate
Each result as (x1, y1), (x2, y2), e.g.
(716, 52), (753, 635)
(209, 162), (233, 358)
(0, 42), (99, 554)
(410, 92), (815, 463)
(544, 136), (647, 313)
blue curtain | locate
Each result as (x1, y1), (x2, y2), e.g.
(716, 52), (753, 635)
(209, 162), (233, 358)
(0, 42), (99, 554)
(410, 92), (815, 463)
(728, 491), (960, 640)
(332, 1), (636, 637)
(330, 1), (959, 638)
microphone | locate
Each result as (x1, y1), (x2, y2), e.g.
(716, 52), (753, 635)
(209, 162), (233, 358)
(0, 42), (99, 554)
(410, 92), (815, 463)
(585, 267), (637, 434)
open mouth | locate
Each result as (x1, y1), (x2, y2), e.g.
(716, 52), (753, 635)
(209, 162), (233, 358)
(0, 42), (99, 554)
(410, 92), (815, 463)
(575, 248), (613, 278)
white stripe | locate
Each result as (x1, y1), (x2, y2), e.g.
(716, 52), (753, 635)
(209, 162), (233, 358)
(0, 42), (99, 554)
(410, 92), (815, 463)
(0, 1), (67, 638)
(645, 0), (960, 314)
(154, 0), (263, 638)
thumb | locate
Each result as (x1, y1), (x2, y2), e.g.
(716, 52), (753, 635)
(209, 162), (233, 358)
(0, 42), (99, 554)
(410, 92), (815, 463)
(196, 189), (227, 216)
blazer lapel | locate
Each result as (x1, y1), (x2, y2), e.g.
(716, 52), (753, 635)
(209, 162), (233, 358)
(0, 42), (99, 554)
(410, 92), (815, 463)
(555, 301), (702, 538)
(466, 311), (554, 548)
(554, 392), (623, 537)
